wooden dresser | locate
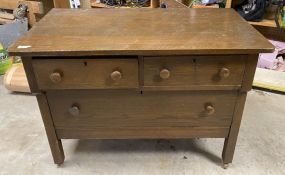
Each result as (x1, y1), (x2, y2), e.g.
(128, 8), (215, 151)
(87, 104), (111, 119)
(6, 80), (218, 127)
(8, 8), (273, 168)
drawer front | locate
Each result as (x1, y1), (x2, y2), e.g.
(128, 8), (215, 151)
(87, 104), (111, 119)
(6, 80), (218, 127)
(143, 56), (246, 90)
(32, 58), (138, 90)
(47, 90), (237, 131)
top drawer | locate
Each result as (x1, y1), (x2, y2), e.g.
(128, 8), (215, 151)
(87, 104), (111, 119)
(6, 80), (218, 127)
(32, 58), (138, 90)
(143, 56), (246, 90)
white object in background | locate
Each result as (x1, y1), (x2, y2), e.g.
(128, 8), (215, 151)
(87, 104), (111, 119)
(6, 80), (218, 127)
(70, 0), (81, 8)
(253, 67), (285, 92)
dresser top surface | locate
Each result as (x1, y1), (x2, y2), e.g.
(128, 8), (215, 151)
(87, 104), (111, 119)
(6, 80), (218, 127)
(8, 8), (274, 57)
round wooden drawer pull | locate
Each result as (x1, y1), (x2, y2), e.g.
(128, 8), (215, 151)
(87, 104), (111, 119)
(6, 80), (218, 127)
(50, 72), (62, 84)
(219, 68), (230, 78)
(110, 70), (122, 81)
(160, 69), (170, 79)
(68, 105), (80, 116)
(205, 104), (215, 115)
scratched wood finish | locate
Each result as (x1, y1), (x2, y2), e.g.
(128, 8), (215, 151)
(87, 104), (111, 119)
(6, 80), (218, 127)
(47, 90), (237, 130)
(143, 55), (246, 90)
(32, 58), (139, 89)
(8, 9), (274, 57)
(7, 8), (274, 166)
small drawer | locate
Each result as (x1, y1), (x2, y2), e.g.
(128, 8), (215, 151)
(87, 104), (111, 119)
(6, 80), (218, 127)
(32, 58), (139, 90)
(143, 56), (246, 90)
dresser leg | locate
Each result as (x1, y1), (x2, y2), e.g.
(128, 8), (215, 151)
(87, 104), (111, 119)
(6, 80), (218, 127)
(49, 139), (65, 165)
(222, 92), (247, 164)
(36, 94), (65, 165)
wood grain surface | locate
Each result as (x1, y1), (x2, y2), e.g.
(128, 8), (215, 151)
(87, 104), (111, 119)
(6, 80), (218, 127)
(32, 58), (139, 89)
(36, 94), (65, 164)
(13, 7), (266, 165)
(22, 57), (40, 93)
(8, 8), (274, 56)
(57, 127), (230, 139)
(241, 54), (258, 91)
(143, 55), (246, 90)
(47, 90), (237, 131)
(222, 92), (247, 164)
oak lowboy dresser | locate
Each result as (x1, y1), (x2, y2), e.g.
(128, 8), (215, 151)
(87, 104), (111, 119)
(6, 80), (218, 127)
(8, 8), (273, 167)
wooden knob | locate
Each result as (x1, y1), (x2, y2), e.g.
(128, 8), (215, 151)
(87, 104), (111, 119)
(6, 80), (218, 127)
(50, 72), (62, 83)
(68, 105), (80, 116)
(219, 68), (230, 78)
(205, 104), (215, 115)
(110, 70), (122, 81)
(160, 69), (170, 79)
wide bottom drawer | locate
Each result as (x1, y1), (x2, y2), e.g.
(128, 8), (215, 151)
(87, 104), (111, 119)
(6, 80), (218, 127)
(46, 90), (237, 139)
